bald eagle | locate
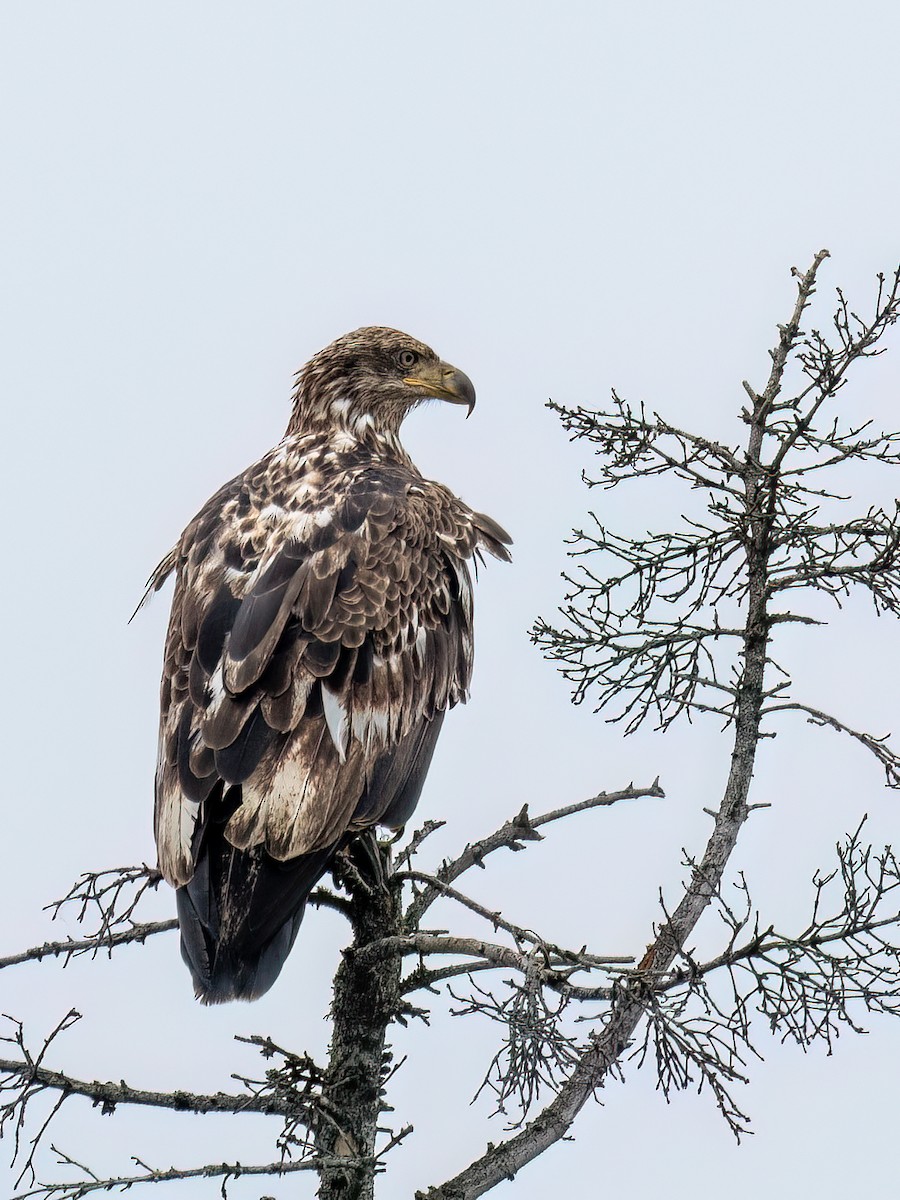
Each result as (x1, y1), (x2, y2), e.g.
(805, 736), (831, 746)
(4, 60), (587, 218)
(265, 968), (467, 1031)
(147, 328), (511, 1002)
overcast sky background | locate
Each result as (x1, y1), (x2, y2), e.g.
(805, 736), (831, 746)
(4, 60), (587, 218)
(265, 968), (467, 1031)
(2, 3), (899, 1197)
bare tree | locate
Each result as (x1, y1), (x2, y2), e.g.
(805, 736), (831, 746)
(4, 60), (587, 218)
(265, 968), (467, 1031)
(2, 251), (900, 1199)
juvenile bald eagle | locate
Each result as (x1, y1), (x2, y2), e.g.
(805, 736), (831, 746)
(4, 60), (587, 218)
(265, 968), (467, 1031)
(148, 328), (511, 1002)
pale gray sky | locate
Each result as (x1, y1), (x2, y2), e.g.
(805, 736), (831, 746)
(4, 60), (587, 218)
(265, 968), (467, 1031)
(2, 3), (899, 1197)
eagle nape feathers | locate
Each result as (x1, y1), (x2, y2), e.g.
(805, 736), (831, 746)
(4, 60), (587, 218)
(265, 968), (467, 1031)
(148, 327), (510, 1002)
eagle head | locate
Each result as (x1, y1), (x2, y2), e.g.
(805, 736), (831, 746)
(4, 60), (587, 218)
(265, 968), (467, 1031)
(286, 327), (476, 438)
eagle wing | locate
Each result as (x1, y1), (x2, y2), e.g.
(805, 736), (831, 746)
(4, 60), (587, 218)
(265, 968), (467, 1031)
(154, 460), (511, 888)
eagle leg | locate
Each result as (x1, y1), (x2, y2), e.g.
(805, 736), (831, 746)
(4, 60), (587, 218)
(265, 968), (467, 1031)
(335, 829), (392, 896)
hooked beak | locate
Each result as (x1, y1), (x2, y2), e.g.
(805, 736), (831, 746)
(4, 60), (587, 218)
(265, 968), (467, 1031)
(403, 360), (476, 417)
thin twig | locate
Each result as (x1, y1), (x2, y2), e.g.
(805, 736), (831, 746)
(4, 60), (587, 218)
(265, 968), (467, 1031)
(0, 921), (177, 972)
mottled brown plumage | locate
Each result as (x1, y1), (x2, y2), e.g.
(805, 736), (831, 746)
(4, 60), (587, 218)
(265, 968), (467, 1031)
(149, 328), (510, 1001)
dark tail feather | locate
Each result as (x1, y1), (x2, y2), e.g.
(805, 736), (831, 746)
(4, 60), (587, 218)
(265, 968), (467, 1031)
(176, 835), (338, 1003)
(177, 714), (446, 1003)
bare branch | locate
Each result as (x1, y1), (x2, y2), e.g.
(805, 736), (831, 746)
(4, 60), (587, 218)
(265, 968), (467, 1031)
(755, 250), (831, 415)
(404, 785), (662, 927)
(0, 1015), (328, 1194)
(450, 969), (581, 1127)
(348, 932), (630, 1003)
(16, 1149), (352, 1200)
(45, 866), (163, 945)
(0, 1045), (306, 1119)
(764, 700), (900, 787)
(631, 986), (755, 1139)
(399, 872), (560, 950)
(0, 921), (177, 972)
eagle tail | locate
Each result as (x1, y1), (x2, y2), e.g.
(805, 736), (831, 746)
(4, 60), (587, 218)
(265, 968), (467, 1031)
(176, 837), (338, 1004)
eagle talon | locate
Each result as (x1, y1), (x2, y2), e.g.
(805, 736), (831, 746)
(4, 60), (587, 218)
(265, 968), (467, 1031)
(348, 829), (392, 896)
(330, 843), (376, 897)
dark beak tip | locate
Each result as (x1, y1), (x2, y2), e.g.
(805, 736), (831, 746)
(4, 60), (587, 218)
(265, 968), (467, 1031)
(456, 370), (476, 417)
(438, 363), (476, 417)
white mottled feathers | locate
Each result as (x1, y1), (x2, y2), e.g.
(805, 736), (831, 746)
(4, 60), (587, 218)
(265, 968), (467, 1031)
(153, 436), (511, 887)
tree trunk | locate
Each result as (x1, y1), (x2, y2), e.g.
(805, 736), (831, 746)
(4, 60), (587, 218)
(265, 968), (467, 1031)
(317, 854), (403, 1200)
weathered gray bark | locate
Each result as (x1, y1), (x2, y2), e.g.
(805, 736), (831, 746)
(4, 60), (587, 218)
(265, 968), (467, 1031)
(316, 860), (404, 1200)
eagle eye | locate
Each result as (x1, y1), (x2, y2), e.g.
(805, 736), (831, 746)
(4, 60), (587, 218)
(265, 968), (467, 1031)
(398, 350), (419, 369)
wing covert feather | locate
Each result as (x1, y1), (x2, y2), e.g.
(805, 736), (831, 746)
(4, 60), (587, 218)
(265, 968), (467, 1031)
(154, 445), (507, 886)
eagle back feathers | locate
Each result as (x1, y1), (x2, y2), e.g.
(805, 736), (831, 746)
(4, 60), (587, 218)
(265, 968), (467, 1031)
(154, 431), (511, 888)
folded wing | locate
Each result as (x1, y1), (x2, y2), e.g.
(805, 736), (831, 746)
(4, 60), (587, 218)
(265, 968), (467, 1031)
(153, 460), (510, 1001)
